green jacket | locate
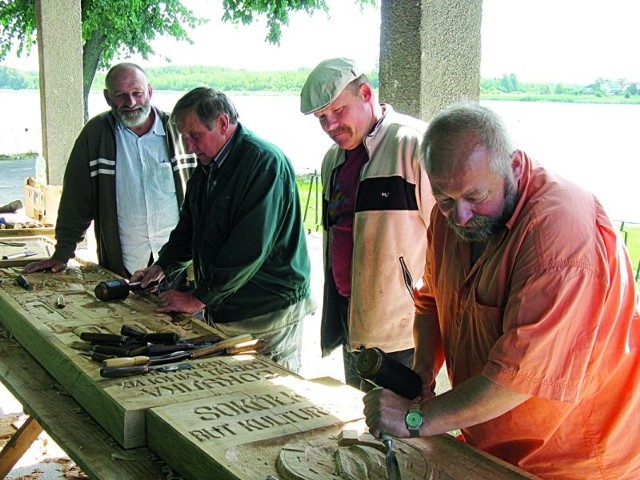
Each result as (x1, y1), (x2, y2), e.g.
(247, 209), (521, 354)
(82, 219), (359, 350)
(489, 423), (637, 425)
(156, 124), (311, 323)
(54, 108), (195, 277)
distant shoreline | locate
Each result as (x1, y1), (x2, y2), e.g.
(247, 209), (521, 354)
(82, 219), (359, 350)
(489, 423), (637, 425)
(2, 87), (640, 105)
(0, 152), (38, 161)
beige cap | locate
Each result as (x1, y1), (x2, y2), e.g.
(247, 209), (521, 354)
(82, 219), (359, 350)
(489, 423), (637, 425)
(300, 57), (363, 115)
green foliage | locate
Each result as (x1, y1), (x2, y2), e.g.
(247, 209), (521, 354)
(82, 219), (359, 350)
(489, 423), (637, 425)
(0, 0), (36, 60)
(0, 65), (37, 89)
(80, 0), (205, 70)
(480, 73), (640, 102)
(89, 65), (379, 93)
(222, 0), (376, 45)
(618, 223), (640, 286)
(296, 173), (322, 233)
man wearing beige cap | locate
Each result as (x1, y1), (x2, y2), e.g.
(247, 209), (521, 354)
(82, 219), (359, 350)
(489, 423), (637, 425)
(300, 57), (435, 391)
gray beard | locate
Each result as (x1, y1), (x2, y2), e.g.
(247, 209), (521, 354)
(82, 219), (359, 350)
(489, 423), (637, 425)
(113, 102), (151, 129)
(448, 176), (519, 242)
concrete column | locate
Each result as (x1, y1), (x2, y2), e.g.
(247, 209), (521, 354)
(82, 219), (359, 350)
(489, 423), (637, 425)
(35, 0), (84, 186)
(379, 0), (483, 121)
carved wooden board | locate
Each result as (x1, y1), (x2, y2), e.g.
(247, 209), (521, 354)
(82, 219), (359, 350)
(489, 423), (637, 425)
(146, 376), (366, 480)
(277, 431), (431, 480)
(0, 264), (299, 448)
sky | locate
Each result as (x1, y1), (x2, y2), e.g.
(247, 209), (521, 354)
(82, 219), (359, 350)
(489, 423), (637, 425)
(3, 0), (640, 84)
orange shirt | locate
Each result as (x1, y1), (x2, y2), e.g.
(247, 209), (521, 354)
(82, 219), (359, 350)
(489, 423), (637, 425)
(415, 153), (640, 479)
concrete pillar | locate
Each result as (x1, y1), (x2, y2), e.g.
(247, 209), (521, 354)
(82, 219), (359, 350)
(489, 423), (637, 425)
(35, 0), (84, 186)
(379, 0), (483, 121)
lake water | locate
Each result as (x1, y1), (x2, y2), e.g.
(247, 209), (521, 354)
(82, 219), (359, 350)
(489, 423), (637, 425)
(1, 90), (638, 222)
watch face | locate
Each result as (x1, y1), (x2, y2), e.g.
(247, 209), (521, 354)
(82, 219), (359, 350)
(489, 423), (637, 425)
(406, 411), (423, 428)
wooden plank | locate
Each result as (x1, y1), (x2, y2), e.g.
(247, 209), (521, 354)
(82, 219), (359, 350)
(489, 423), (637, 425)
(0, 235), (54, 267)
(146, 376), (366, 479)
(0, 327), (168, 480)
(0, 416), (43, 478)
(0, 264), (243, 448)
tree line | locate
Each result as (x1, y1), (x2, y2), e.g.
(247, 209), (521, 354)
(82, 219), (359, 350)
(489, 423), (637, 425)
(1, 65), (638, 101)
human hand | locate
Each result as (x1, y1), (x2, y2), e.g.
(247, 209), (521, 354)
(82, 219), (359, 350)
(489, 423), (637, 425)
(23, 258), (67, 273)
(129, 264), (165, 288)
(363, 387), (412, 439)
(157, 289), (205, 315)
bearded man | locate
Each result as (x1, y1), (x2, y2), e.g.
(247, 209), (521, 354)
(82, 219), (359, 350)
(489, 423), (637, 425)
(25, 63), (195, 277)
(363, 102), (640, 479)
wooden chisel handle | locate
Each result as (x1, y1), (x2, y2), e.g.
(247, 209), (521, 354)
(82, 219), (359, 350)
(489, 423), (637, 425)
(190, 334), (253, 359)
(102, 356), (150, 368)
(225, 338), (266, 356)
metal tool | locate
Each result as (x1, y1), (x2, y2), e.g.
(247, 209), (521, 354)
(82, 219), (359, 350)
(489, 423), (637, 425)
(381, 433), (402, 480)
(3, 250), (36, 260)
(0, 240), (26, 247)
(101, 350), (192, 368)
(100, 362), (193, 378)
(15, 274), (33, 290)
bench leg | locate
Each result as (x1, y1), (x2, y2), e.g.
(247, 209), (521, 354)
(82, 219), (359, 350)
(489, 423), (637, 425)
(0, 415), (44, 478)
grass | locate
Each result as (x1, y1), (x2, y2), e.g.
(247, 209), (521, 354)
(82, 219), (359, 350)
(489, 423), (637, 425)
(296, 173), (322, 233)
(296, 175), (640, 286)
(618, 223), (640, 286)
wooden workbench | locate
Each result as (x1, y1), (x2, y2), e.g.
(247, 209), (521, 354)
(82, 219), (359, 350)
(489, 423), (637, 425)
(0, 255), (541, 479)
(0, 326), (174, 479)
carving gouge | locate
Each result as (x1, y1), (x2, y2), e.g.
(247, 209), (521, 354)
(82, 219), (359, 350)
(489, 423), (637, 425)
(225, 338), (266, 355)
(3, 250), (36, 260)
(100, 362), (193, 378)
(101, 350), (192, 368)
(101, 337), (264, 368)
(188, 334), (253, 359)
(382, 433), (402, 480)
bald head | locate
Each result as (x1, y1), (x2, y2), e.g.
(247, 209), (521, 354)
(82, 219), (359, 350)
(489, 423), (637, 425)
(105, 63), (147, 90)
(422, 103), (514, 178)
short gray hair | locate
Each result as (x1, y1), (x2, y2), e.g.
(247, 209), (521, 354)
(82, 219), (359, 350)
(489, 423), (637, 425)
(105, 63), (147, 91)
(423, 102), (514, 175)
(172, 87), (239, 130)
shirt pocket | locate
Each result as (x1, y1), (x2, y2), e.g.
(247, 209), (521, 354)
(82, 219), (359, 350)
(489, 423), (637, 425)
(465, 287), (504, 359)
(156, 161), (176, 193)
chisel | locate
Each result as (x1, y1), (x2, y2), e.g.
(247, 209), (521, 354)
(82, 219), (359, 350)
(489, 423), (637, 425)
(100, 362), (193, 378)
(3, 250), (36, 260)
(101, 350), (192, 368)
(382, 433), (402, 480)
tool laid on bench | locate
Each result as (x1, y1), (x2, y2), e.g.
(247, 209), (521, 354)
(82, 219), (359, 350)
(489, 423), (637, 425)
(100, 362), (193, 378)
(98, 334), (255, 377)
(100, 337), (266, 369)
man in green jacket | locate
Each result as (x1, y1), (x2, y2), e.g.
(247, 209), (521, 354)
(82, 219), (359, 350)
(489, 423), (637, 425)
(131, 87), (316, 372)
(25, 63), (194, 277)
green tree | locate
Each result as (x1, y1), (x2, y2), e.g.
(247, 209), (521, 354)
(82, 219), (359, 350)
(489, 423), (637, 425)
(0, 0), (375, 120)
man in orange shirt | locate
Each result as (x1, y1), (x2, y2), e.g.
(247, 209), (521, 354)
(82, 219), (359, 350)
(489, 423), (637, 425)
(363, 102), (640, 479)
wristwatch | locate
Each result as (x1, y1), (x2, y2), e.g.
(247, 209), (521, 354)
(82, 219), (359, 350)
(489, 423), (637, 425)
(405, 403), (424, 437)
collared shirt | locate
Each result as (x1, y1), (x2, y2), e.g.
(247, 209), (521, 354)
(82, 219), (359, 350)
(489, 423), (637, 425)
(115, 107), (179, 274)
(415, 152), (640, 479)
